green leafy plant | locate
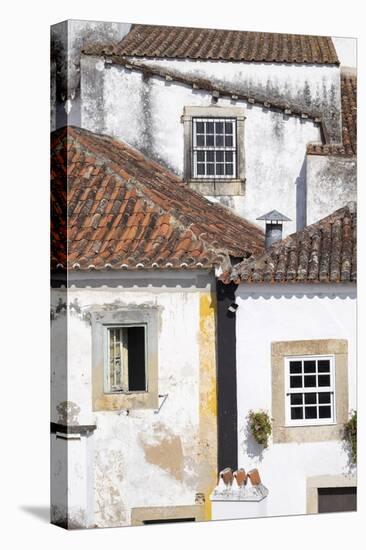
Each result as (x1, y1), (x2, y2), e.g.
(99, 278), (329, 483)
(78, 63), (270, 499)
(247, 409), (272, 448)
(344, 410), (357, 464)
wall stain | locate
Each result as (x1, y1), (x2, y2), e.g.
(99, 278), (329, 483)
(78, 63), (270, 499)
(139, 423), (184, 481)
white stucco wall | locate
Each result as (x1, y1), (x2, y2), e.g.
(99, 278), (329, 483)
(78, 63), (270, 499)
(81, 57), (324, 236)
(51, 20), (131, 130)
(306, 154), (356, 225)
(235, 284), (356, 517)
(51, 271), (216, 528)
(135, 58), (341, 142)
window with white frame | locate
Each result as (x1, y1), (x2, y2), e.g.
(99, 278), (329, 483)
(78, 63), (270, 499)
(285, 355), (335, 426)
(181, 106), (245, 196)
(105, 325), (146, 393)
(192, 118), (237, 179)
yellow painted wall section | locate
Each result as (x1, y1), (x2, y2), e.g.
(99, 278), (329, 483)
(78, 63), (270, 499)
(199, 291), (218, 521)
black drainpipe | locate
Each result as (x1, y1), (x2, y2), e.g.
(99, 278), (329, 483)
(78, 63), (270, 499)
(216, 280), (238, 473)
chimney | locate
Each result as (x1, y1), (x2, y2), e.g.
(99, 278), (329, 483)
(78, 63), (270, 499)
(256, 210), (291, 249)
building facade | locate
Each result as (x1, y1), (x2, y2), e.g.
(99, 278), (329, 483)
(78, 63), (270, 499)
(50, 21), (357, 528)
(220, 205), (357, 516)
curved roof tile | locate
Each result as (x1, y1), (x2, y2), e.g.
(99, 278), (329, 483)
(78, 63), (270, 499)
(51, 126), (264, 272)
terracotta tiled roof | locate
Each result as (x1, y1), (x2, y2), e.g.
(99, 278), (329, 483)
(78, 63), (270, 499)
(51, 127), (264, 271)
(307, 73), (357, 157)
(84, 24), (339, 65)
(221, 204), (356, 284)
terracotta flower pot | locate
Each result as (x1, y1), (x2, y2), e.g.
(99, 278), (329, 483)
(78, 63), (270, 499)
(234, 468), (247, 486)
(248, 469), (261, 486)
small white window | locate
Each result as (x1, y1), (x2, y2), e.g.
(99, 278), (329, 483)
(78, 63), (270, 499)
(105, 325), (146, 393)
(192, 118), (237, 179)
(285, 355), (336, 426)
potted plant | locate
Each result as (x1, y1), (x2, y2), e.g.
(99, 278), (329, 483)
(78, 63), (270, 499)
(247, 409), (272, 448)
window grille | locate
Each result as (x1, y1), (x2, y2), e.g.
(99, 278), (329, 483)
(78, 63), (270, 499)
(192, 118), (237, 179)
(285, 356), (335, 426)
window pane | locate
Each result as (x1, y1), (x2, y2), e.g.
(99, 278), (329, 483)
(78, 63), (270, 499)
(196, 121), (204, 133)
(291, 407), (303, 420)
(207, 151), (215, 162)
(305, 393), (317, 405)
(319, 405), (332, 419)
(290, 376), (302, 388)
(225, 163), (233, 176)
(216, 135), (224, 146)
(319, 392), (331, 404)
(305, 406), (317, 419)
(225, 121), (233, 133)
(207, 122), (214, 133)
(197, 164), (205, 175)
(109, 328), (125, 389)
(304, 360), (316, 373)
(304, 375), (317, 388)
(318, 374), (331, 387)
(207, 163), (214, 175)
(216, 151), (224, 162)
(318, 360), (330, 373)
(196, 134), (204, 146)
(206, 135), (214, 146)
(290, 361), (302, 374)
(127, 326), (146, 391)
(197, 151), (204, 162)
(215, 121), (223, 133)
(225, 135), (233, 147)
(225, 151), (233, 162)
(291, 394), (303, 405)
(217, 164), (224, 175)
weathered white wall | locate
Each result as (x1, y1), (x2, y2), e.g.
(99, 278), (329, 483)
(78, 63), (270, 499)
(51, 271), (216, 528)
(81, 57), (323, 236)
(51, 20), (131, 131)
(307, 154), (356, 225)
(235, 284), (356, 517)
(136, 58), (342, 142)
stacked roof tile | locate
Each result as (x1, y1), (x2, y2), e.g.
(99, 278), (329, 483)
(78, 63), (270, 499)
(84, 24), (339, 65)
(51, 126), (264, 271)
(307, 73), (357, 157)
(222, 204), (356, 284)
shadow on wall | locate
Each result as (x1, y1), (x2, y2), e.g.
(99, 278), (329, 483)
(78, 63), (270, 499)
(340, 437), (357, 477)
(239, 423), (267, 464)
(296, 156), (307, 232)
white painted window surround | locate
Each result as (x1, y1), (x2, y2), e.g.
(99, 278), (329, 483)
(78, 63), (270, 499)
(285, 355), (336, 427)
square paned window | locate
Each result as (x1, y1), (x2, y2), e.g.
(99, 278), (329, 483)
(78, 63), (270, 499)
(285, 355), (335, 426)
(105, 325), (146, 393)
(192, 118), (237, 179)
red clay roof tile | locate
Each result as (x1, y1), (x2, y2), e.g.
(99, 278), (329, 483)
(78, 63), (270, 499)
(222, 204), (356, 284)
(51, 126), (264, 271)
(84, 24), (339, 65)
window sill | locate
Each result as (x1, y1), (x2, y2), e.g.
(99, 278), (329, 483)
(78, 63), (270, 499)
(273, 422), (344, 444)
(94, 390), (158, 412)
(186, 178), (245, 196)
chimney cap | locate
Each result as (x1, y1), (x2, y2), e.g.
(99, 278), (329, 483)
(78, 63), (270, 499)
(256, 210), (292, 222)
